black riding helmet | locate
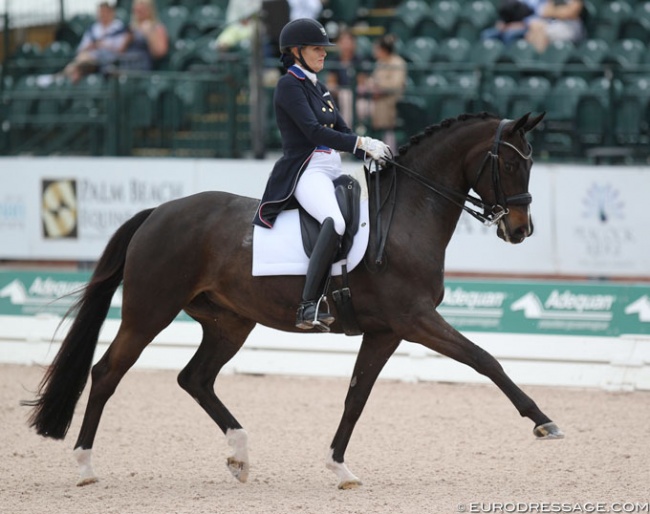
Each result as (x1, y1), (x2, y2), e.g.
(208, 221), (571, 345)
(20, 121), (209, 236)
(279, 18), (334, 72)
(279, 18), (335, 52)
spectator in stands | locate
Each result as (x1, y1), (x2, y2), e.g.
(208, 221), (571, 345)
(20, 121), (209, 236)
(287, 0), (323, 21)
(215, 0), (261, 51)
(481, 0), (544, 45)
(525, 0), (585, 53)
(326, 28), (367, 126)
(357, 34), (406, 152)
(119, 0), (169, 71)
(62, 2), (128, 83)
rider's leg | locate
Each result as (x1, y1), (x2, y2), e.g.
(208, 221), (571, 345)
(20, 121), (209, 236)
(294, 155), (345, 331)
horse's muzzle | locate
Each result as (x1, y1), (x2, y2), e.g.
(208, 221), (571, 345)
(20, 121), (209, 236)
(497, 208), (533, 244)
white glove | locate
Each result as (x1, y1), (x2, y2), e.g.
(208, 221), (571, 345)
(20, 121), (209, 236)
(357, 136), (391, 163)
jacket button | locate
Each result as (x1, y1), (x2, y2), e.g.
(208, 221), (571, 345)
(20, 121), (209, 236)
(322, 107), (326, 112)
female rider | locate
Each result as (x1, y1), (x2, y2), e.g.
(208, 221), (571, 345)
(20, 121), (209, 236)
(253, 18), (390, 331)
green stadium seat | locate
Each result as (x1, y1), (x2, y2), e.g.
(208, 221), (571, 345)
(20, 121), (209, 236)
(507, 75), (552, 118)
(416, 72), (453, 121)
(438, 72), (480, 119)
(402, 36), (438, 84)
(540, 76), (589, 155)
(600, 38), (645, 69)
(160, 5), (191, 44)
(590, 0), (633, 43)
(468, 38), (505, 68)
(325, 0), (361, 26)
(416, 0), (461, 40)
(545, 75), (589, 121)
(574, 77), (623, 150)
(402, 36), (438, 63)
(563, 38), (609, 80)
(190, 4), (225, 36)
(54, 14), (94, 47)
(537, 40), (575, 77)
(7, 75), (39, 127)
(390, 0), (430, 42)
(618, 2), (650, 43)
(9, 42), (43, 78)
(485, 75), (518, 117)
(455, 0), (497, 42)
(494, 39), (538, 78)
(434, 37), (471, 64)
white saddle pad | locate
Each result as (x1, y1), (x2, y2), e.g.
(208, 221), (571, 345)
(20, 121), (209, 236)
(252, 168), (370, 277)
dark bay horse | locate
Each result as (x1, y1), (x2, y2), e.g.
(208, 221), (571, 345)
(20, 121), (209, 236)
(23, 112), (563, 489)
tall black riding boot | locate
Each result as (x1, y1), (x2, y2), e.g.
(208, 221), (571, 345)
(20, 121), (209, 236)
(296, 217), (340, 332)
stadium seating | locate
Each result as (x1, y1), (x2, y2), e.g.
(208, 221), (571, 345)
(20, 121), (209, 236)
(416, 0), (461, 40)
(3, 0), (650, 160)
(618, 2), (650, 43)
(455, 0), (497, 42)
(590, 0), (633, 44)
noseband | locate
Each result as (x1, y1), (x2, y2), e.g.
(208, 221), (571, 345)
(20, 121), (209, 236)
(384, 118), (533, 227)
(472, 118), (534, 223)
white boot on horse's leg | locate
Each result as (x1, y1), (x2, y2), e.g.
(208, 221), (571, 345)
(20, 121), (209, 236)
(226, 428), (250, 483)
(74, 447), (99, 486)
(326, 449), (362, 489)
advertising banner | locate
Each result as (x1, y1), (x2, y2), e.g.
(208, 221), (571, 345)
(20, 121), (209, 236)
(2, 271), (648, 337)
(1, 158), (650, 277)
(554, 166), (650, 276)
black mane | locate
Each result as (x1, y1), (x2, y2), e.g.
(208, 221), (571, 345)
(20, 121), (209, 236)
(397, 111), (499, 157)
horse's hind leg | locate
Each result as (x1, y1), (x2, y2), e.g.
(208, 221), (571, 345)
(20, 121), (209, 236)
(73, 326), (157, 486)
(327, 332), (401, 489)
(177, 309), (255, 483)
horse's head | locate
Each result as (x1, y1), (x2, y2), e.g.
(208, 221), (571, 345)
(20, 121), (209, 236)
(471, 112), (545, 244)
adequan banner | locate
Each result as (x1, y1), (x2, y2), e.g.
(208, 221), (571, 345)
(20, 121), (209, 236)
(1, 271), (648, 337)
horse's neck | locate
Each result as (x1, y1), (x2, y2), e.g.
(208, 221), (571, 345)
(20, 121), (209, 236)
(392, 143), (471, 247)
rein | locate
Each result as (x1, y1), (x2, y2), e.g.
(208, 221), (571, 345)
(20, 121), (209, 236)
(369, 118), (533, 265)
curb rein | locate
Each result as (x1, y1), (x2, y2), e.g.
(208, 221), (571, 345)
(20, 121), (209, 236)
(368, 118), (534, 266)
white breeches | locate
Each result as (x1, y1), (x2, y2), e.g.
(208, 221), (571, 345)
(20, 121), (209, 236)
(294, 150), (346, 236)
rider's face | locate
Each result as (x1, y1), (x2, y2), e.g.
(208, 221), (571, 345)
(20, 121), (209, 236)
(293, 45), (327, 72)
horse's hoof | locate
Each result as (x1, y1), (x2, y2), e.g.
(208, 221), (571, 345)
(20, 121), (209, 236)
(338, 478), (362, 490)
(226, 456), (249, 483)
(533, 421), (564, 439)
(76, 476), (99, 487)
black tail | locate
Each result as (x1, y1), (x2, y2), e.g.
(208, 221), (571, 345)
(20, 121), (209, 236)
(21, 208), (155, 439)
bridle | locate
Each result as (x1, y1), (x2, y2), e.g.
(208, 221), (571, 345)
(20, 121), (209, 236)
(369, 118), (534, 265)
(384, 118), (533, 226)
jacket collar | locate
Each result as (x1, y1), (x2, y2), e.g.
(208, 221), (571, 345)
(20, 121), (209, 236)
(288, 65), (317, 85)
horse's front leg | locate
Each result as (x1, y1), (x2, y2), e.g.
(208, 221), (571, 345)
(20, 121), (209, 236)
(327, 332), (401, 489)
(406, 309), (564, 439)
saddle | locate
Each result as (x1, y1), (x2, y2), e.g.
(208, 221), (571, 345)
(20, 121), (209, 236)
(298, 174), (363, 336)
(299, 174), (361, 260)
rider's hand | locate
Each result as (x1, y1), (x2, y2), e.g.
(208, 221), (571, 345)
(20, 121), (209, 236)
(356, 137), (391, 166)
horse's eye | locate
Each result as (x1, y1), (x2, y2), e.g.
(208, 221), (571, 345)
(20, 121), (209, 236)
(504, 161), (514, 173)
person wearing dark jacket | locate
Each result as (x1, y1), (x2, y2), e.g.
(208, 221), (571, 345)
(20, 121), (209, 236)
(252, 18), (390, 332)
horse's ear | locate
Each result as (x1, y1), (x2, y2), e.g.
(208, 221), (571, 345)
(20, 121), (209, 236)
(507, 113), (531, 134)
(523, 112), (545, 133)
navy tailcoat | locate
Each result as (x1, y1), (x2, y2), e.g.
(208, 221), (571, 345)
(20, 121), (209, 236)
(252, 65), (363, 228)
